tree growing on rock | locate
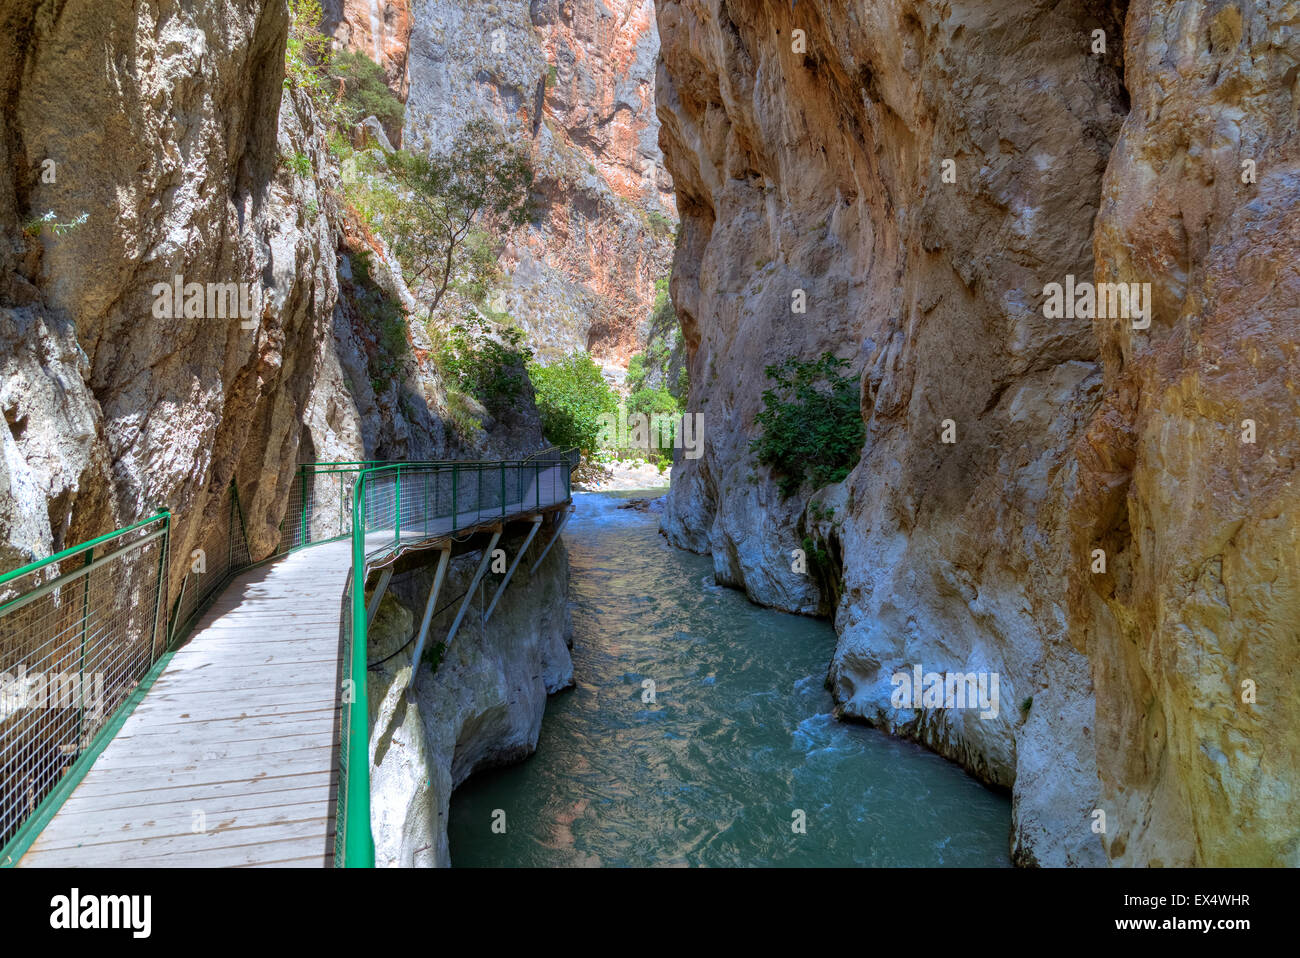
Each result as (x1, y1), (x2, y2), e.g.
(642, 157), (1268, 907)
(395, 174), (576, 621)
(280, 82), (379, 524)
(387, 118), (535, 320)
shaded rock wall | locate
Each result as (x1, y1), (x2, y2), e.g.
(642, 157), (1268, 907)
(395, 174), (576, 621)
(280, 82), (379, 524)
(0, 0), (532, 599)
(0, 0), (340, 587)
(657, 0), (1298, 865)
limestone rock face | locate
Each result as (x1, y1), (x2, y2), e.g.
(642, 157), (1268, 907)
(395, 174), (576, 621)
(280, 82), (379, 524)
(402, 0), (676, 363)
(1068, 0), (1300, 867)
(0, 0), (521, 599)
(0, 0), (342, 588)
(657, 0), (1118, 866)
(657, 0), (1297, 866)
(368, 524), (573, 867)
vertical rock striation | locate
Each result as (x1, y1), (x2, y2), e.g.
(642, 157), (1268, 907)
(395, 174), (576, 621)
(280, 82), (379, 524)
(1069, 0), (1300, 866)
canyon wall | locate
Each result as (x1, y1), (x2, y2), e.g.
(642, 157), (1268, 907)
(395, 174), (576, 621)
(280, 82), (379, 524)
(401, 0), (678, 362)
(0, 0), (538, 609)
(323, 0), (414, 99)
(656, 0), (1297, 866)
(1, 0), (344, 586)
(1067, 0), (1300, 867)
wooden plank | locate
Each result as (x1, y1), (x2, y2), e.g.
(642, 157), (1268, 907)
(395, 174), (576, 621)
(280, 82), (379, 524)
(87, 743), (335, 774)
(28, 799), (332, 849)
(53, 782), (331, 820)
(51, 768), (333, 802)
(22, 821), (335, 868)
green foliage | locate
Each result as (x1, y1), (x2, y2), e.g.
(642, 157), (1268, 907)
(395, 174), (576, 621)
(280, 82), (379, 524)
(646, 209), (675, 237)
(750, 352), (865, 498)
(285, 0), (338, 118)
(326, 129), (355, 162)
(625, 353), (647, 393)
(675, 365), (690, 402)
(433, 312), (533, 415)
(22, 210), (88, 238)
(327, 49), (405, 138)
(287, 151), (313, 178)
(529, 352), (619, 453)
(801, 536), (832, 571)
(626, 385), (682, 466)
(385, 117), (535, 320)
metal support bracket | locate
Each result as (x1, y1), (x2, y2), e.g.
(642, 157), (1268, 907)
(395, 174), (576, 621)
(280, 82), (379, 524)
(406, 546), (452, 700)
(442, 527), (502, 654)
(365, 567), (393, 627)
(529, 508), (573, 575)
(484, 515), (543, 624)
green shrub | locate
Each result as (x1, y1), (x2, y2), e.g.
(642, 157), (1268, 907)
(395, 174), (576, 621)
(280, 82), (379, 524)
(625, 353), (647, 393)
(287, 151), (313, 178)
(646, 209), (675, 236)
(433, 312), (532, 415)
(327, 49), (405, 139)
(626, 385), (681, 466)
(749, 352), (864, 497)
(529, 352), (619, 453)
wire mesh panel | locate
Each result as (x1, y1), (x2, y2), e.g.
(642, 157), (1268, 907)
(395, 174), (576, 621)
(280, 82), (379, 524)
(0, 516), (168, 853)
(279, 466), (362, 553)
(169, 482), (251, 643)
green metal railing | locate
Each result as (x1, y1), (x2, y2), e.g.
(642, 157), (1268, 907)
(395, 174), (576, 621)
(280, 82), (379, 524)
(0, 513), (170, 860)
(335, 452), (576, 867)
(0, 449), (577, 868)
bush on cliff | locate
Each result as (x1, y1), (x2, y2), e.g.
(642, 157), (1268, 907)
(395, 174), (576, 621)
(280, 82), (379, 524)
(529, 353), (618, 454)
(327, 49), (405, 142)
(433, 312), (533, 416)
(750, 352), (864, 498)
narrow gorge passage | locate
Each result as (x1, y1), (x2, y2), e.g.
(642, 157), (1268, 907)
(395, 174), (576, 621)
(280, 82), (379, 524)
(449, 491), (1010, 867)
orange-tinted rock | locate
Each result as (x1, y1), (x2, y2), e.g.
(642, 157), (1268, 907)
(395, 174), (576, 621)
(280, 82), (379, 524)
(1069, 0), (1300, 867)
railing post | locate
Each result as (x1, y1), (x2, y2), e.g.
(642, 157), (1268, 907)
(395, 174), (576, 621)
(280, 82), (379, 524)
(72, 545), (93, 753)
(346, 471), (374, 867)
(150, 511), (170, 662)
(227, 482), (235, 570)
(300, 468), (308, 547)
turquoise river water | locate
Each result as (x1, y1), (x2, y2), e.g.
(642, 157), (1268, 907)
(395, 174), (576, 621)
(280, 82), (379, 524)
(448, 490), (1011, 866)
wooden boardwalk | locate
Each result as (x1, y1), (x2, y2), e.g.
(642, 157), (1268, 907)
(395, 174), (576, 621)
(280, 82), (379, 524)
(17, 541), (353, 867)
(15, 462), (570, 867)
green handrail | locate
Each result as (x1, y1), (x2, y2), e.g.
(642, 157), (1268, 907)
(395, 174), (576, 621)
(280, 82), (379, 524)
(2, 452), (577, 869)
(336, 453), (577, 866)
